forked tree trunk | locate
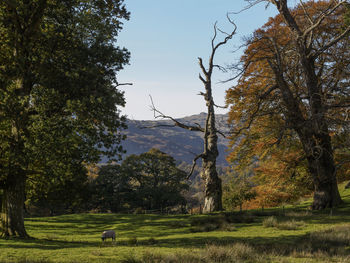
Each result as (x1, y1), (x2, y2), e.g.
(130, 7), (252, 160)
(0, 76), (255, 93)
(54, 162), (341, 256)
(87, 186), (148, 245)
(1, 174), (28, 238)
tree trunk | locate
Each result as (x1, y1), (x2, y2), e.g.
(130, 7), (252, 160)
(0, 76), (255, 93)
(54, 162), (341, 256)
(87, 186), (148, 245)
(307, 151), (342, 210)
(299, 131), (342, 209)
(202, 159), (222, 213)
(1, 174), (28, 238)
(201, 109), (222, 213)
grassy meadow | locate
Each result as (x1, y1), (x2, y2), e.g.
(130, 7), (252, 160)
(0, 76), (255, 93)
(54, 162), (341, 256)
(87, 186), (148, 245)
(1, 183), (350, 262)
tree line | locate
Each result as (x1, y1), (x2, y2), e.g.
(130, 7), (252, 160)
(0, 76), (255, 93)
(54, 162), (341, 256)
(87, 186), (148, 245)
(23, 148), (188, 215)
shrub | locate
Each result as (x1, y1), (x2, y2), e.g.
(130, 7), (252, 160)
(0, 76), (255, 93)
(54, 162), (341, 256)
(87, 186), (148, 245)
(205, 243), (260, 263)
(285, 211), (312, 217)
(219, 222), (236, 232)
(277, 219), (305, 230)
(262, 216), (278, 228)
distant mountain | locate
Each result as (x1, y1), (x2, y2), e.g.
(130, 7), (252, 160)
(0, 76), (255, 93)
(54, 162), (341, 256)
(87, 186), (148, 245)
(120, 113), (231, 166)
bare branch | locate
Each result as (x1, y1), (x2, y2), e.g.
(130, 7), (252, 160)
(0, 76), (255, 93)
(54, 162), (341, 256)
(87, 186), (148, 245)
(313, 25), (350, 59)
(213, 64), (227, 72)
(303, 0), (346, 39)
(198, 73), (206, 84)
(213, 103), (228, 109)
(216, 129), (227, 138)
(187, 153), (206, 179)
(228, 0), (265, 15)
(116, 82), (133, 87)
(149, 95), (204, 132)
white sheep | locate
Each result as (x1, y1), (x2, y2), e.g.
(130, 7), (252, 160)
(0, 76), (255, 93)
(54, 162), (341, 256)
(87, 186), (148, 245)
(101, 230), (116, 241)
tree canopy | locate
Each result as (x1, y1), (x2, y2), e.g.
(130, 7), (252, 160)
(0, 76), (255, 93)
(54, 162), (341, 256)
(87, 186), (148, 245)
(122, 148), (189, 211)
(0, 0), (129, 237)
(226, 0), (350, 209)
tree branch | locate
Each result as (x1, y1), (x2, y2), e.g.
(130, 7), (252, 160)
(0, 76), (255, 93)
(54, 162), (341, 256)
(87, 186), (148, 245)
(148, 95), (204, 132)
(313, 25), (350, 59)
(187, 153), (206, 179)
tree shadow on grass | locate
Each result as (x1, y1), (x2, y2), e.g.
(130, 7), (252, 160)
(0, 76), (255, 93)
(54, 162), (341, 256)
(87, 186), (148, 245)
(0, 237), (101, 250)
(26, 213), (193, 239)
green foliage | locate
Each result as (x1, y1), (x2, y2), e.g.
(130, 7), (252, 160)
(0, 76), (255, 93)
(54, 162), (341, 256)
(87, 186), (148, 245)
(122, 148), (189, 211)
(0, 0), (130, 233)
(91, 164), (132, 213)
(25, 165), (90, 215)
(0, 0), (130, 179)
(223, 173), (256, 211)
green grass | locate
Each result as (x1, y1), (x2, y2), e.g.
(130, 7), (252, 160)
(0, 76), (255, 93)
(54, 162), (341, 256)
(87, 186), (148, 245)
(2, 182), (350, 262)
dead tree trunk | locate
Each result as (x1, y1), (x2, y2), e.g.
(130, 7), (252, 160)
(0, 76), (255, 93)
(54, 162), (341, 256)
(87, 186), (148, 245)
(200, 81), (222, 212)
(149, 19), (236, 213)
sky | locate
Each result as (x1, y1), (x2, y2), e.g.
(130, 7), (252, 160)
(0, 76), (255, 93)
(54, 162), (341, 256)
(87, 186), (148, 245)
(116, 0), (286, 120)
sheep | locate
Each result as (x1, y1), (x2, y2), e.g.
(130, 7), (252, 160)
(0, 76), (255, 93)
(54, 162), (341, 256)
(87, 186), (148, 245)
(101, 230), (116, 241)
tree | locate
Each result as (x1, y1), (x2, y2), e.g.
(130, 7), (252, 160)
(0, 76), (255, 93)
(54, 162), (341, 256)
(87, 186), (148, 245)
(0, 0), (129, 237)
(91, 164), (132, 213)
(149, 19), (237, 213)
(223, 173), (256, 212)
(25, 164), (89, 216)
(122, 149), (189, 211)
(226, 0), (350, 209)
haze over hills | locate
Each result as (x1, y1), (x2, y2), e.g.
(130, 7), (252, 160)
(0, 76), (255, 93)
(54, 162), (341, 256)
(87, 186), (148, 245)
(121, 113), (231, 166)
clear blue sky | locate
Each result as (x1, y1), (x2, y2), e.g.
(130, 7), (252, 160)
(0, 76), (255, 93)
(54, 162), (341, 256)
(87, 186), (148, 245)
(116, 1), (288, 120)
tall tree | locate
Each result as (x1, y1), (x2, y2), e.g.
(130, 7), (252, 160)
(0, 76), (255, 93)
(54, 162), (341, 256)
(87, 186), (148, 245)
(227, 0), (350, 209)
(149, 19), (236, 213)
(0, 0), (129, 237)
(122, 149), (189, 211)
(91, 164), (132, 213)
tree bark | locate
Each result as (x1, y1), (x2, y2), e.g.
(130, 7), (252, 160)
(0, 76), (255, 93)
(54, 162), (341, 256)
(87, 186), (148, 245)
(299, 132), (342, 209)
(1, 174), (28, 238)
(201, 106), (222, 213)
(270, 0), (344, 210)
(202, 155), (222, 213)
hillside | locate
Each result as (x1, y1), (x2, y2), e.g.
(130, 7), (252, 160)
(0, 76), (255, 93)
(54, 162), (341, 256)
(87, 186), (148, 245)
(121, 113), (231, 166)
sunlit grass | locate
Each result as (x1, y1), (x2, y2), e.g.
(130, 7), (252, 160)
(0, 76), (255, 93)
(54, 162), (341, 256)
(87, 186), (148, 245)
(1, 181), (350, 262)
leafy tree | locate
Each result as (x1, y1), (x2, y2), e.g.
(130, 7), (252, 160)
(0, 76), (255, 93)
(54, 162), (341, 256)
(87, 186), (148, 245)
(122, 149), (189, 211)
(25, 165), (89, 216)
(227, 0), (350, 210)
(0, 0), (129, 237)
(223, 173), (256, 212)
(91, 164), (132, 213)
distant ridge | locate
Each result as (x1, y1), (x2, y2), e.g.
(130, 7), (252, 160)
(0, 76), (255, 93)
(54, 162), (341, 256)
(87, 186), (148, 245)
(121, 113), (230, 166)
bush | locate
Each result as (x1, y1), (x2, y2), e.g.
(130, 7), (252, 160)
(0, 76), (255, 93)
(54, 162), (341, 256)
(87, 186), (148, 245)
(262, 216), (278, 228)
(277, 219), (305, 230)
(205, 243), (260, 263)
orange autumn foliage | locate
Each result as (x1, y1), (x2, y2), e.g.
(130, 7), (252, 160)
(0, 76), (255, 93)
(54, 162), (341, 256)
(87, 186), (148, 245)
(226, 1), (350, 208)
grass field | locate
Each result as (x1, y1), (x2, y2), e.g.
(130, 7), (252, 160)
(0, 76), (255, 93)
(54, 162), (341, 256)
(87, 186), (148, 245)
(1, 183), (350, 262)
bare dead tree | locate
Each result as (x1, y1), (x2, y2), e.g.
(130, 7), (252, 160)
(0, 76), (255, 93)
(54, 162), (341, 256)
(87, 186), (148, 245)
(149, 17), (237, 213)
